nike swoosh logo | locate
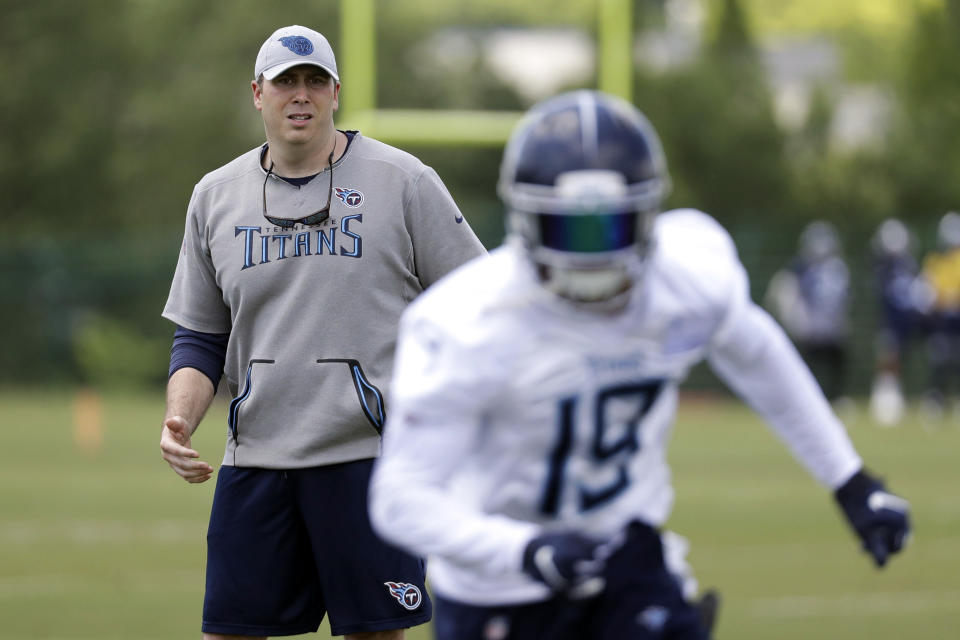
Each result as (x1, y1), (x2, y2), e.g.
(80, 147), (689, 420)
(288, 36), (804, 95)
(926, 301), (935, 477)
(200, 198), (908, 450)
(868, 491), (909, 513)
(455, 214), (464, 224)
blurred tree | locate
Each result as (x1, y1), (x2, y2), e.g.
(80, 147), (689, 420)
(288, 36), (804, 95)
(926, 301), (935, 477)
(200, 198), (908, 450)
(888, 0), (960, 221)
(640, 0), (788, 224)
(786, 84), (898, 234)
(712, 0), (753, 57)
(1, 1), (134, 228)
(0, 0), (341, 233)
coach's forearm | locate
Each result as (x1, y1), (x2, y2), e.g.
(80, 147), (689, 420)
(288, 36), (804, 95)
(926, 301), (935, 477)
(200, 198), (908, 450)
(164, 367), (216, 434)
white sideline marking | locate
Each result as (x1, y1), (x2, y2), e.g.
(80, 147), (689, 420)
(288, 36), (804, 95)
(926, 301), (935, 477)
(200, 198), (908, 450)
(748, 590), (960, 617)
(0, 570), (201, 598)
(0, 520), (203, 544)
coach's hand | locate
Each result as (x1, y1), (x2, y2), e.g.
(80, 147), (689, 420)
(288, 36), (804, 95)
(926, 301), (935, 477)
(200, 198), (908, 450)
(161, 416), (213, 484)
(834, 468), (911, 567)
(522, 532), (607, 599)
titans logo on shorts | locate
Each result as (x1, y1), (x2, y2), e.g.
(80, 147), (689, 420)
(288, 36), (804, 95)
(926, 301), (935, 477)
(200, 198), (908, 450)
(385, 581), (423, 610)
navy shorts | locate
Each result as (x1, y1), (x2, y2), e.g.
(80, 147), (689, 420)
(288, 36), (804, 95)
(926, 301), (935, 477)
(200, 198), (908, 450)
(434, 522), (708, 640)
(202, 459), (431, 637)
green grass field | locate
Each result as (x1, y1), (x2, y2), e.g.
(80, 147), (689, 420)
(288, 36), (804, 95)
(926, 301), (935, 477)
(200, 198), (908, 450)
(0, 389), (957, 639)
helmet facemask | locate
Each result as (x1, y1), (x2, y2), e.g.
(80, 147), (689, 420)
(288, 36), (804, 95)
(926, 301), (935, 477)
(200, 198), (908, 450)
(508, 169), (657, 308)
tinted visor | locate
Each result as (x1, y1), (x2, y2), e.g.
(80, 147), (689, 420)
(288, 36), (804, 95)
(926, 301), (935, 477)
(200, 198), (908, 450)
(537, 211), (639, 253)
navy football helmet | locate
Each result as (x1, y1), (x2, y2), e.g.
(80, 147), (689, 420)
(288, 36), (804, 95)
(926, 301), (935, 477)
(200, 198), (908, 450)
(871, 218), (913, 259)
(798, 220), (841, 262)
(499, 90), (670, 307)
(937, 211), (960, 251)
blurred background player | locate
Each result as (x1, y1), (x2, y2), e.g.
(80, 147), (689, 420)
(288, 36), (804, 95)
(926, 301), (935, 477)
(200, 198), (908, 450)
(765, 220), (851, 409)
(159, 25), (485, 640)
(915, 210), (960, 422)
(869, 218), (922, 426)
(369, 90), (910, 640)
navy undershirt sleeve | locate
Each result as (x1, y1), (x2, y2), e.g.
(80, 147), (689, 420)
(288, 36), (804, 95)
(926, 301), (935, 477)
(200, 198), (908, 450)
(169, 325), (229, 389)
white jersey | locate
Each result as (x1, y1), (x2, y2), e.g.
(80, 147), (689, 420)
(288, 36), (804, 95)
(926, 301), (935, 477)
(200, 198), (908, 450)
(369, 209), (862, 606)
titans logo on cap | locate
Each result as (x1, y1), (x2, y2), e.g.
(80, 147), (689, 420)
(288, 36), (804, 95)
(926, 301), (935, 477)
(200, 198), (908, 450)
(279, 35), (314, 56)
(384, 581), (422, 610)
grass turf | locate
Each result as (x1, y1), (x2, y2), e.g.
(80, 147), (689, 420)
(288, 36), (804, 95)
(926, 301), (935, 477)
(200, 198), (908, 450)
(0, 389), (956, 638)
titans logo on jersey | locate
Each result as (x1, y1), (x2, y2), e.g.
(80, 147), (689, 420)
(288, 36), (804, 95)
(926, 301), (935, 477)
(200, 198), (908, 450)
(384, 581), (422, 610)
(335, 187), (364, 208)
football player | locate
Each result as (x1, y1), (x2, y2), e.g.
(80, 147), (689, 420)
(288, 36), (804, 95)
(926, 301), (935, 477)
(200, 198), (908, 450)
(369, 90), (910, 640)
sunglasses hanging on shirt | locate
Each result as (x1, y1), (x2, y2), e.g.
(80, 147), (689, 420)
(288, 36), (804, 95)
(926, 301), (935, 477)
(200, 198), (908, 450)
(262, 150), (334, 228)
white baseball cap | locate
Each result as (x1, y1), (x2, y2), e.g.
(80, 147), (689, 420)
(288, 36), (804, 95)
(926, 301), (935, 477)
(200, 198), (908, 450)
(254, 25), (340, 83)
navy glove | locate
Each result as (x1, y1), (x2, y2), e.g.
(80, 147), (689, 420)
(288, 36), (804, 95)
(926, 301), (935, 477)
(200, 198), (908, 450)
(522, 532), (607, 598)
(834, 469), (911, 567)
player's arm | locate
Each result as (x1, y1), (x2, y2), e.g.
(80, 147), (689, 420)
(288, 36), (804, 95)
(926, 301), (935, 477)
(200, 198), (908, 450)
(373, 409), (607, 596)
(160, 326), (227, 484)
(707, 300), (910, 566)
(370, 404), (540, 574)
(369, 313), (540, 578)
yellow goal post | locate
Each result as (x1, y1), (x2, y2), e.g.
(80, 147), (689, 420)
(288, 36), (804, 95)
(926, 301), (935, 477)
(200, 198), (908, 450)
(337, 0), (635, 147)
